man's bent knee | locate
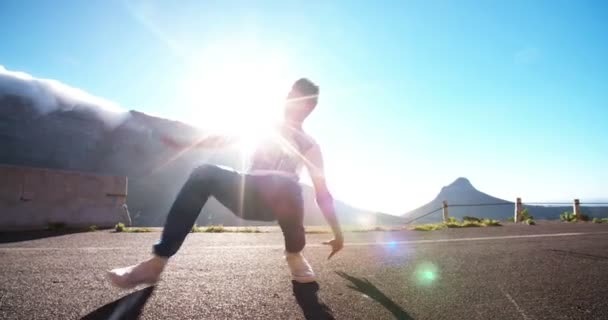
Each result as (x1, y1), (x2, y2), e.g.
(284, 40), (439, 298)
(191, 164), (220, 180)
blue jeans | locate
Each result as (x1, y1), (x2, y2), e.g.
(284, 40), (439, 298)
(153, 164), (305, 257)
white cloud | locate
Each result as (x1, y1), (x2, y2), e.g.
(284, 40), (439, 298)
(0, 65), (128, 127)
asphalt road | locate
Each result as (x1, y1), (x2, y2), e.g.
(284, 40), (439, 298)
(1, 222), (608, 320)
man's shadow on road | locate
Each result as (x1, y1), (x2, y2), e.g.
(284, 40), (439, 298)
(336, 271), (414, 320)
(292, 281), (335, 320)
(80, 286), (155, 320)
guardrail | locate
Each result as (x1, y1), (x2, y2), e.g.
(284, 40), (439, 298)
(405, 199), (608, 224)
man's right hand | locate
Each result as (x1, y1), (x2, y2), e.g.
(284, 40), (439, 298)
(322, 236), (344, 260)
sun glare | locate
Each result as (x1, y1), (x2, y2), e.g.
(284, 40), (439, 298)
(175, 43), (293, 154)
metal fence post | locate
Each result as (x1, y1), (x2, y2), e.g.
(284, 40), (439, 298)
(573, 199), (581, 220)
(442, 201), (449, 222)
(514, 198), (523, 223)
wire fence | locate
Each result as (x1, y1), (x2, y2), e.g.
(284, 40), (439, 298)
(405, 201), (608, 224)
(404, 207), (444, 224)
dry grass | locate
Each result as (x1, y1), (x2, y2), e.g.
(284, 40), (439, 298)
(191, 224), (263, 233)
(411, 218), (502, 231)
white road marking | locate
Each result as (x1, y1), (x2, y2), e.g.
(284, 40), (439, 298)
(1, 231), (607, 251)
(500, 286), (531, 320)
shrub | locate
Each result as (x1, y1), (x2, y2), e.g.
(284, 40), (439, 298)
(88, 225), (98, 232)
(237, 227), (262, 233)
(204, 225), (225, 233)
(445, 222), (461, 228)
(560, 212), (576, 222)
(447, 217), (458, 223)
(521, 208), (533, 221)
(561, 211), (590, 222)
(461, 221), (482, 227)
(191, 224), (202, 233)
(524, 218), (536, 225)
(482, 219), (502, 226)
(115, 223), (125, 232)
(191, 224), (228, 233)
(413, 224), (445, 231)
(463, 216), (482, 223)
(413, 218), (502, 231)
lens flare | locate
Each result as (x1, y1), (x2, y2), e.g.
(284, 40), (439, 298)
(357, 215), (375, 227)
(412, 262), (440, 287)
(386, 241), (398, 250)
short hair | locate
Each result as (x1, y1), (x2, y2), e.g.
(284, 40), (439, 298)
(292, 78), (319, 98)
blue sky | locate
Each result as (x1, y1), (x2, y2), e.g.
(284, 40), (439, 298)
(1, 0), (607, 214)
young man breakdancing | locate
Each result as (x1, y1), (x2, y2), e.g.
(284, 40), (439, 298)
(107, 78), (344, 288)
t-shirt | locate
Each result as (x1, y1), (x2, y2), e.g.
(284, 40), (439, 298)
(248, 125), (317, 179)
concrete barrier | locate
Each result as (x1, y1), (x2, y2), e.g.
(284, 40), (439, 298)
(0, 164), (128, 230)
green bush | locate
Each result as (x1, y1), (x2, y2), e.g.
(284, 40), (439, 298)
(560, 212), (576, 222)
(412, 218), (503, 231)
(88, 225), (98, 232)
(463, 216), (482, 223)
(460, 221), (482, 227)
(191, 224), (228, 233)
(521, 208), (533, 221)
(524, 218), (536, 225)
(191, 224), (202, 233)
(560, 211), (590, 222)
(115, 223), (125, 232)
(204, 225), (226, 233)
(236, 227), (262, 233)
(482, 219), (502, 226)
(413, 224), (445, 231)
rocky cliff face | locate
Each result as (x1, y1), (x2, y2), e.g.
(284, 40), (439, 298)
(0, 95), (108, 172)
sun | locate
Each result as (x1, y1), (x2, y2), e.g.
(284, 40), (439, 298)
(174, 43), (293, 154)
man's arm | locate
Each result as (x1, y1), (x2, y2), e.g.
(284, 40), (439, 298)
(305, 144), (344, 259)
(160, 133), (239, 150)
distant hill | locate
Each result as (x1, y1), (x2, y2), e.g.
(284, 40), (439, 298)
(403, 177), (608, 222)
(0, 68), (404, 227)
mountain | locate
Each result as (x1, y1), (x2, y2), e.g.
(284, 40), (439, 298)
(402, 178), (513, 222)
(403, 177), (608, 222)
(0, 67), (404, 227)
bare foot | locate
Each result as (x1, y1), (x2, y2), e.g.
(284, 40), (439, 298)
(107, 256), (167, 289)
